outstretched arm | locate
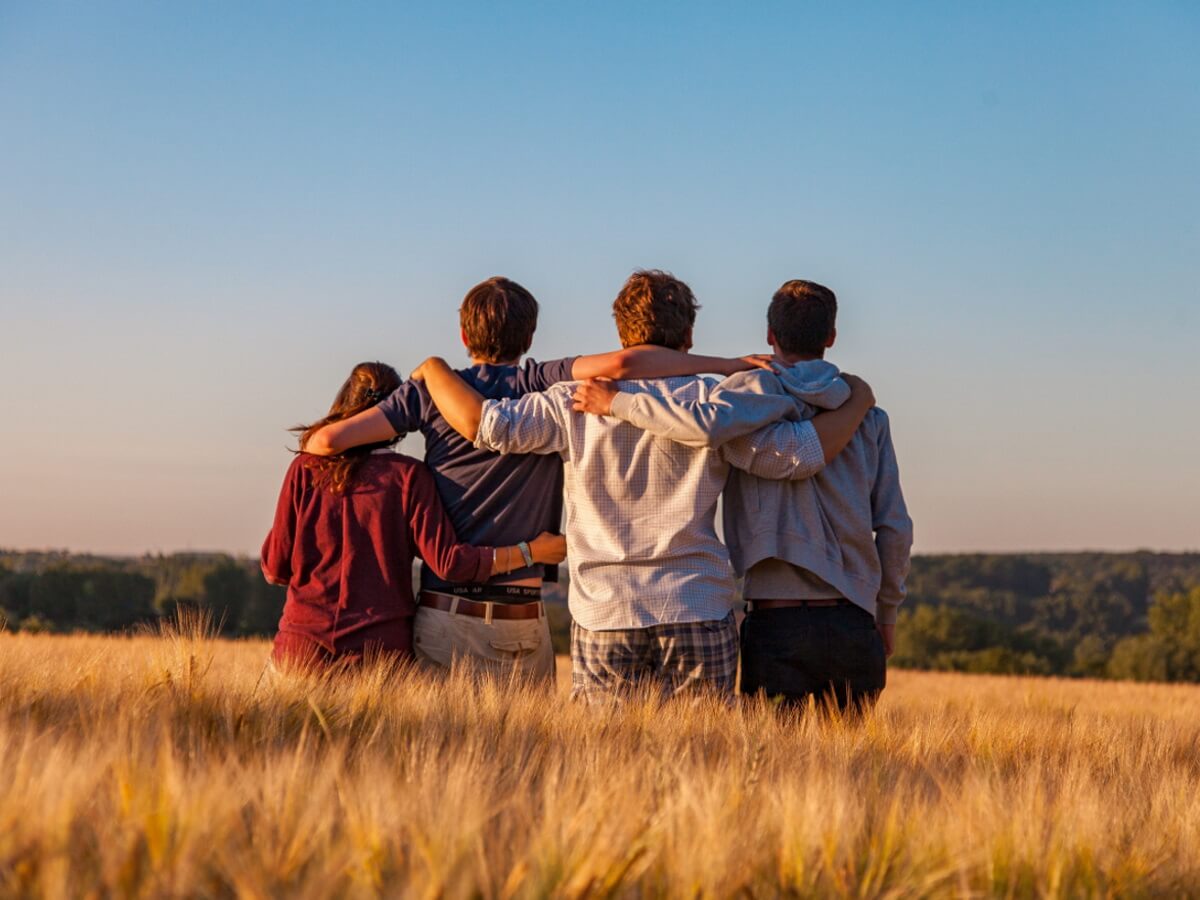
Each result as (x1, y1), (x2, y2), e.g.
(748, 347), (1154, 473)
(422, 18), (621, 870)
(573, 375), (876, 464)
(303, 380), (423, 455)
(303, 407), (396, 456)
(571, 346), (774, 381)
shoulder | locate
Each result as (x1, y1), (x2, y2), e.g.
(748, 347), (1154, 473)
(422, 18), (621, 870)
(621, 374), (713, 398)
(376, 379), (429, 425)
(376, 450), (425, 473)
(516, 357), (577, 392)
(289, 453), (316, 479)
(863, 406), (893, 441)
(717, 369), (783, 395)
(497, 382), (576, 405)
(377, 452), (438, 487)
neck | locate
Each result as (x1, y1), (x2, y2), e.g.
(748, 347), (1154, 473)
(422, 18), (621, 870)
(471, 357), (520, 367)
(773, 349), (823, 366)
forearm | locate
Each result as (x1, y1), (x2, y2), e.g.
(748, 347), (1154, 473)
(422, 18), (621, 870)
(722, 420), (826, 481)
(475, 393), (568, 456)
(572, 345), (763, 380)
(874, 520), (912, 615)
(610, 389), (798, 449)
(872, 428), (912, 617)
(810, 398), (872, 464)
(303, 408), (396, 456)
(422, 359), (484, 441)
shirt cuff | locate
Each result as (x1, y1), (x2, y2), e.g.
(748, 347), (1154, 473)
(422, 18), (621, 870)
(474, 400), (502, 451)
(876, 602), (900, 626)
(608, 391), (636, 422)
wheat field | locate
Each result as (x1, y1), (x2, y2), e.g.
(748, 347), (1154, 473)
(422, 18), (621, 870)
(0, 623), (1198, 899)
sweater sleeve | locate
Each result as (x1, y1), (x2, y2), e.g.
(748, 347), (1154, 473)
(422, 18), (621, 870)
(261, 460), (300, 586)
(870, 411), (913, 625)
(608, 375), (801, 449)
(404, 463), (493, 584)
(718, 419), (826, 481)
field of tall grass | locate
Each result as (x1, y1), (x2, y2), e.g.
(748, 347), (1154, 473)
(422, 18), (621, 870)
(0, 622), (1198, 898)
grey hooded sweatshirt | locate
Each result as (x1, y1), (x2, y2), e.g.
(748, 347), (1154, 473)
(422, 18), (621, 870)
(607, 360), (913, 624)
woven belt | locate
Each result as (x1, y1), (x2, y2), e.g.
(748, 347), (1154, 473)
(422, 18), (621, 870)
(419, 591), (544, 621)
(746, 598), (848, 611)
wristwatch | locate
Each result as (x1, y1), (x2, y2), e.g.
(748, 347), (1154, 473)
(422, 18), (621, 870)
(517, 540), (534, 568)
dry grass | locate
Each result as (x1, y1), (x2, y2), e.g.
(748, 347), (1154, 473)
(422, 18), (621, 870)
(0, 622), (1198, 898)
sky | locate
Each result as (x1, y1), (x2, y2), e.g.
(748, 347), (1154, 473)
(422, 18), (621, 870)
(1, 2), (1197, 557)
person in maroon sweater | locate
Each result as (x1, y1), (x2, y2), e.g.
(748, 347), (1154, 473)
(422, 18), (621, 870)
(262, 361), (566, 669)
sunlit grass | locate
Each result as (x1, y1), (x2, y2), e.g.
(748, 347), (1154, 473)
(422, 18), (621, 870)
(0, 616), (1197, 897)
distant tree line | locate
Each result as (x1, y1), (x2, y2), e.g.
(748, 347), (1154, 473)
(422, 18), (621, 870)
(0, 551), (284, 637)
(891, 552), (1200, 682)
(1, 549), (1198, 683)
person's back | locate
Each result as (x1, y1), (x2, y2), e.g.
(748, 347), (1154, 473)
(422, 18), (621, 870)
(379, 357), (574, 594)
(581, 279), (913, 711)
(263, 451), (491, 665)
(483, 374), (738, 630)
(719, 361), (910, 622)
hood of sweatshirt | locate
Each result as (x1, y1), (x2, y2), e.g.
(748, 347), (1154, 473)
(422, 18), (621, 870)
(772, 359), (850, 411)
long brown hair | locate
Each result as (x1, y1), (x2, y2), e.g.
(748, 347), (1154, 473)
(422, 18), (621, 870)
(293, 361), (402, 493)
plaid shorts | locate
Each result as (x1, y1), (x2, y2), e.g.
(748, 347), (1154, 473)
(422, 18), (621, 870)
(570, 612), (739, 704)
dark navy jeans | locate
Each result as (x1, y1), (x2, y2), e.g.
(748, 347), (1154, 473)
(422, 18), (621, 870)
(739, 601), (886, 713)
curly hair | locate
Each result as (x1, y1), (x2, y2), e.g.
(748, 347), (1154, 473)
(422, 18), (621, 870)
(611, 270), (699, 350)
(293, 361), (402, 493)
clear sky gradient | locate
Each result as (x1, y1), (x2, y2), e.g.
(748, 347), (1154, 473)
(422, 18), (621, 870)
(1, 2), (1197, 556)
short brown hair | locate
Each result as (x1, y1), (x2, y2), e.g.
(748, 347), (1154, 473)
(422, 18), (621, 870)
(459, 277), (538, 362)
(768, 280), (838, 357)
(612, 270), (699, 349)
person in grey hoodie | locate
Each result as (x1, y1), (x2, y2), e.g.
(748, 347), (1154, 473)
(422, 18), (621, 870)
(572, 279), (912, 712)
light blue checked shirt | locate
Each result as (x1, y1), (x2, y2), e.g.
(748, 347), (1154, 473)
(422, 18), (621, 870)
(474, 376), (826, 631)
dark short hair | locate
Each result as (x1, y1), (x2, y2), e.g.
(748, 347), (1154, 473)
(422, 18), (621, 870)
(612, 270), (699, 350)
(768, 280), (838, 356)
(459, 277), (539, 362)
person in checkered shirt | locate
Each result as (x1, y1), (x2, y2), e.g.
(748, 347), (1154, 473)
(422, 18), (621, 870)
(410, 271), (874, 703)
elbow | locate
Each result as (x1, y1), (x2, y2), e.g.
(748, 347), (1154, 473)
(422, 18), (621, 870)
(460, 413), (482, 444)
(304, 429), (340, 456)
(261, 561), (288, 586)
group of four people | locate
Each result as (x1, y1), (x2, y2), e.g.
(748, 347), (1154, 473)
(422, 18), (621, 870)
(262, 270), (912, 711)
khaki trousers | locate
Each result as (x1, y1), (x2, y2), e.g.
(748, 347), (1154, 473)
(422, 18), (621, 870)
(413, 602), (556, 685)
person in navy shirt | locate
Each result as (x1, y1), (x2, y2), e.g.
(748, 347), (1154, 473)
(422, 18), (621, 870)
(263, 361), (566, 671)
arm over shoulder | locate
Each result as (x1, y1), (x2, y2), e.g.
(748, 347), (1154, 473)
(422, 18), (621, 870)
(476, 386), (572, 456)
(719, 418), (826, 481)
(608, 372), (799, 449)
(519, 357), (579, 393)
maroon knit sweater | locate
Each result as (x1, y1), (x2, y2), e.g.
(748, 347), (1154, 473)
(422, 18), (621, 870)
(262, 452), (493, 658)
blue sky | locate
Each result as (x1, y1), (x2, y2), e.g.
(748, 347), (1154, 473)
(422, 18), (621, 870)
(1, 2), (1197, 555)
